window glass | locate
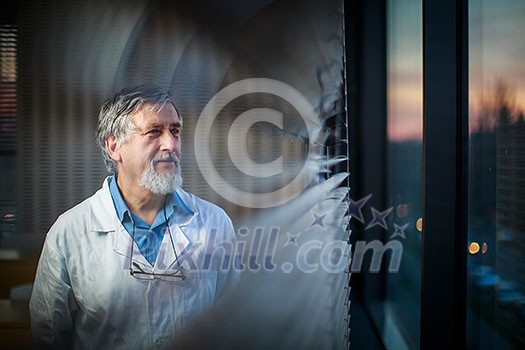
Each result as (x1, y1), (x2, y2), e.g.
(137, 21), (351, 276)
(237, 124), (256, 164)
(468, 0), (525, 348)
(385, 0), (423, 348)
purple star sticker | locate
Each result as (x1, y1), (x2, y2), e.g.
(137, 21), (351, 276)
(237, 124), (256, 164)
(309, 211), (327, 229)
(365, 206), (393, 230)
(284, 232), (300, 247)
(390, 223), (409, 239)
(347, 194), (372, 223)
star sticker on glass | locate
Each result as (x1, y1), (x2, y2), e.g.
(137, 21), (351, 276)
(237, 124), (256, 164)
(309, 211), (327, 229)
(365, 206), (393, 230)
(347, 194), (372, 223)
(390, 223), (409, 239)
(284, 232), (301, 247)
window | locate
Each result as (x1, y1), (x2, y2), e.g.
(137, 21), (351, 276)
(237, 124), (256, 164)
(384, 0), (423, 348)
(467, 0), (525, 348)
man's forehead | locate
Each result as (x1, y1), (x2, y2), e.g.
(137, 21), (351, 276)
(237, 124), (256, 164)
(133, 102), (181, 125)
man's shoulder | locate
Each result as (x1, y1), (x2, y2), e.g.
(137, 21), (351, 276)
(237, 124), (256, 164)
(176, 188), (231, 221)
(48, 185), (107, 237)
(55, 190), (99, 224)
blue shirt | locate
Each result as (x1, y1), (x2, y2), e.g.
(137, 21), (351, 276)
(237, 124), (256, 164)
(108, 175), (185, 265)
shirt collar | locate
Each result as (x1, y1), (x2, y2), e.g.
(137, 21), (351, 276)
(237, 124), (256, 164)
(108, 174), (193, 224)
(162, 191), (193, 222)
(109, 174), (130, 222)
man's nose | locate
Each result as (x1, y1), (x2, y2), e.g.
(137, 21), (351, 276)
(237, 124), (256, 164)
(160, 131), (181, 154)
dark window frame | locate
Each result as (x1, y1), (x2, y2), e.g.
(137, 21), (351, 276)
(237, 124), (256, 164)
(421, 0), (468, 348)
(348, 0), (469, 348)
(347, 0), (388, 347)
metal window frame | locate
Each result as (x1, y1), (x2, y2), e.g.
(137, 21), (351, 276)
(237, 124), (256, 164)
(348, 0), (470, 348)
(346, 0), (388, 347)
(421, 0), (468, 348)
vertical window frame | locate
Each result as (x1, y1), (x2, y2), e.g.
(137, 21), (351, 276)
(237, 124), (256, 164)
(421, 0), (469, 348)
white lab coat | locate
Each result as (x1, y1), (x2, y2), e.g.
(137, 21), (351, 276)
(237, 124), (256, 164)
(29, 178), (240, 349)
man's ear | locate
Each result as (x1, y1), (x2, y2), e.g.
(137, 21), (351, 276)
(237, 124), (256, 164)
(105, 135), (121, 162)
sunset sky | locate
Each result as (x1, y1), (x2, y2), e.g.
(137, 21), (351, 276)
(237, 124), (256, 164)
(386, 0), (525, 141)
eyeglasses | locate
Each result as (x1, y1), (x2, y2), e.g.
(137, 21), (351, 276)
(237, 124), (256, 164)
(129, 200), (185, 282)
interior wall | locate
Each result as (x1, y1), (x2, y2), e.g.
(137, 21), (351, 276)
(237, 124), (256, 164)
(17, 0), (344, 248)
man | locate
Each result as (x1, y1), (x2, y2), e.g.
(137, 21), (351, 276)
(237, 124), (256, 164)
(30, 84), (240, 349)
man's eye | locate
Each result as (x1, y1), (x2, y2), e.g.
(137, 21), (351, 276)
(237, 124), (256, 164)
(170, 129), (180, 136)
(147, 129), (161, 135)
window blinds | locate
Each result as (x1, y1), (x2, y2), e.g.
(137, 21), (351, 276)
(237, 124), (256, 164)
(0, 24), (17, 153)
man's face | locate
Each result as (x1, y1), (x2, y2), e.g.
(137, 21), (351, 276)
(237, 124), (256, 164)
(117, 102), (182, 193)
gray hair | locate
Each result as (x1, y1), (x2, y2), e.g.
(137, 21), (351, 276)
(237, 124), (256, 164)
(96, 84), (181, 174)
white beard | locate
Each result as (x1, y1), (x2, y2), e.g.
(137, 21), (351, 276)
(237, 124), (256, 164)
(139, 153), (183, 194)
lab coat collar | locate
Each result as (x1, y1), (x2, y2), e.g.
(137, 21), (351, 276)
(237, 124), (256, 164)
(90, 177), (198, 269)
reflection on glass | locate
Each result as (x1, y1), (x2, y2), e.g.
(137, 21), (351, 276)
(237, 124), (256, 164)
(470, 242), (481, 255)
(468, 0), (525, 348)
(385, 0), (422, 348)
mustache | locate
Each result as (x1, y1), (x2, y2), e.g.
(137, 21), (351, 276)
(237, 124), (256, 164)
(152, 152), (179, 164)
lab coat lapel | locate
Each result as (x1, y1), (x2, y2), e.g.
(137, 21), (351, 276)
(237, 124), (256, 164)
(90, 178), (199, 270)
(156, 211), (197, 271)
(90, 177), (150, 268)
(112, 223), (150, 269)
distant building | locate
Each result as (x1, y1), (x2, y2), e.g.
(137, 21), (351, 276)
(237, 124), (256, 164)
(496, 113), (525, 297)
